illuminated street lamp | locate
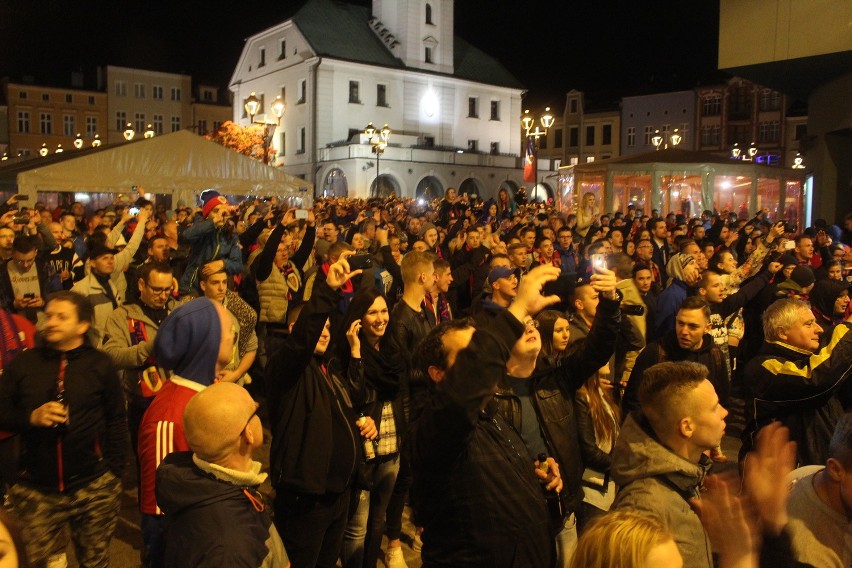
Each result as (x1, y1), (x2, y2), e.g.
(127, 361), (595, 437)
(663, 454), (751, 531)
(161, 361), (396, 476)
(92, 134), (102, 148)
(792, 153), (805, 169)
(123, 122), (135, 141)
(652, 130), (664, 150)
(653, 128), (682, 150)
(730, 143), (741, 160)
(670, 128), (682, 147)
(144, 124), (155, 138)
(364, 122), (391, 197)
(522, 107), (555, 198)
(39, 143), (49, 157)
(55, 144), (64, 154)
(243, 92), (285, 164)
(73, 133), (83, 149)
(747, 141), (758, 161)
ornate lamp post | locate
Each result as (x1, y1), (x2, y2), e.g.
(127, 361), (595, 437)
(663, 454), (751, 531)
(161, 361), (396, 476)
(123, 122), (136, 141)
(244, 92), (285, 164)
(364, 122), (391, 197)
(522, 107), (555, 198)
(92, 134), (102, 148)
(144, 124), (155, 139)
(73, 133), (84, 149)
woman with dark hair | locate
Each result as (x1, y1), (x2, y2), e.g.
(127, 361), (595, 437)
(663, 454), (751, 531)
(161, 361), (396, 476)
(0, 508), (30, 568)
(339, 287), (406, 568)
(535, 309), (571, 363)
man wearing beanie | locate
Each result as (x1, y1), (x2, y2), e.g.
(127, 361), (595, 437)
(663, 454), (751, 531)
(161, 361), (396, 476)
(72, 239), (122, 344)
(136, 297), (236, 566)
(178, 189), (243, 296)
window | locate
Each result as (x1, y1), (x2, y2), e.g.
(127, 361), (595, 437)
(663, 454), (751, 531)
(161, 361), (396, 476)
(702, 94), (721, 116)
(701, 125), (721, 146)
(279, 39), (287, 60)
(170, 87), (181, 101)
(602, 124), (612, 145)
(643, 125), (653, 145)
(349, 81), (360, 104)
(17, 112), (30, 134)
(40, 113), (52, 135)
(586, 125), (595, 146)
(85, 116), (97, 137)
(586, 156), (595, 163)
(153, 115), (164, 134)
(569, 156), (579, 166)
(425, 47), (433, 64)
(212, 121), (222, 133)
(19, 149), (31, 157)
(152, 85), (163, 100)
(63, 115), (75, 137)
(423, 136), (435, 147)
(115, 111), (126, 132)
(197, 120), (208, 135)
(490, 142), (499, 154)
(258, 47), (266, 67)
(18, 91), (27, 99)
(759, 90), (781, 111)
(115, 81), (127, 96)
(426, 3), (433, 24)
(298, 127), (306, 154)
(171, 116), (181, 132)
(65, 94), (72, 103)
(298, 80), (306, 104)
(467, 139), (478, 152)
(569, 127), (579, 147)
(627, 127), (636, 147)
(794, 124), (807, 140)
(569, 99), (578, 114)
(727, 124), (750, 146)
(135, 113), (145, 132)
(490, 100), (500, 121)
(202, 89), (214, 102)
(555, 129), (563, 149)
(377, 84), (387, 107)
(468, 97), (478, 118)
(758, 121), (780, 143)
(728, 86), (751, 120)
(88, 96), (95, 105)
(539, 135), (548, 149)
(134, 83), (145, 98)
(280, 86), (286, 103)
(42, 93), (49, 102)
(279, 132), (286, 156)
(679, 123), (689, 144)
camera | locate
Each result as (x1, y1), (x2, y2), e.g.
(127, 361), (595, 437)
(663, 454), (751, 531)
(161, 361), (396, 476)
(348, 253), (374, 270)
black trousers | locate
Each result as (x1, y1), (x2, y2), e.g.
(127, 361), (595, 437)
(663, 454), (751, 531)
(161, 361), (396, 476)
(274, 487), (351, 568)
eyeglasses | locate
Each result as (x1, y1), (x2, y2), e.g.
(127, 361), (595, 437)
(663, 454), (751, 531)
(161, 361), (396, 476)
(523, 320), (540, 329)
(145, 283), (174, 295)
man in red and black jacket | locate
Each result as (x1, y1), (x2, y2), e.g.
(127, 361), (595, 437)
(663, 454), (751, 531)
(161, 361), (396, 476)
(0, 290), (126, 567)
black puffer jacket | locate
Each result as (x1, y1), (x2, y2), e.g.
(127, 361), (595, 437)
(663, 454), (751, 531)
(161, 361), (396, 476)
(492, 295), (621, 516)
(157, 452), (289, 568)
(742, 322), (852, 465)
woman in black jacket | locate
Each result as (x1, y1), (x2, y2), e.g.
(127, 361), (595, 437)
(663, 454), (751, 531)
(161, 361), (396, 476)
(338, 287), (406, 568)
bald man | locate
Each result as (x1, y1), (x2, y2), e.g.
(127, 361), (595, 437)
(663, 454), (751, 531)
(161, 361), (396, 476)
(156, 383), (289, 568)
(137, 298), (236, 566)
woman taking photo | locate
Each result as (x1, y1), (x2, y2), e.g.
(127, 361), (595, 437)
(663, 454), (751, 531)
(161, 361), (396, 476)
(339, 288), (405, 568)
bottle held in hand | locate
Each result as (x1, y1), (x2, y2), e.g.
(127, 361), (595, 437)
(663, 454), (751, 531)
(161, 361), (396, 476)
(358, 414), (376, 462)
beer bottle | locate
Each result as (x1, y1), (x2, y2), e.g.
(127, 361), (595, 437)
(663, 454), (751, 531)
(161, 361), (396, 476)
(358, 414), (376, 462)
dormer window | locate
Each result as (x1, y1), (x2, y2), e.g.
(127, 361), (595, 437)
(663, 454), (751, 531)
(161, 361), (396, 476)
(426, 3), (433, 24)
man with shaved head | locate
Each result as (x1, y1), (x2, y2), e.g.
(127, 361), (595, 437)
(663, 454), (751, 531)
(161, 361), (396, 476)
(156, 382), (289, 567)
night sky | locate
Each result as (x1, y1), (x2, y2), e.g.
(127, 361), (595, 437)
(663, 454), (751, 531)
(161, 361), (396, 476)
(1, 0), (721, 108)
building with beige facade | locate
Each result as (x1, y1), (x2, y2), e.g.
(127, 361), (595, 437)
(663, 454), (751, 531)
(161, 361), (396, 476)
(99, 65), (192, 144)
(191, 84), (232, 137)
(2, 79), (107, 158)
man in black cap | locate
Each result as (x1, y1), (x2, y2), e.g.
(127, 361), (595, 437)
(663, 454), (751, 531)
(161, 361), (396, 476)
(71, 239), (122, 344)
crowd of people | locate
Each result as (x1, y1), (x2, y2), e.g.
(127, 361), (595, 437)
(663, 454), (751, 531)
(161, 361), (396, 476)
(1, 185), (852, 568)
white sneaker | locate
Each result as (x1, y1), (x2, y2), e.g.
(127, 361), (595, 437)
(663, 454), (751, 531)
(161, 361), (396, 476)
(412, 533), (423, 553)
(385, 546), (409, 568)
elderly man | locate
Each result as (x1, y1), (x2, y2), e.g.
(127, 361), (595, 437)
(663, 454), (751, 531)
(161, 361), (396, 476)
(742, 298), (852, 464)
(156, 382), (289, 567)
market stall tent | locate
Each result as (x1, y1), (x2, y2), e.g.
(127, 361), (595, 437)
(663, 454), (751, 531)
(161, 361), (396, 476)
(0, 130), (312, 208)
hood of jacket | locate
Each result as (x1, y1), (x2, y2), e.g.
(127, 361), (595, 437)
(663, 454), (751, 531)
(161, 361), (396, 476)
(156, 451), (263, 516)
(153, 297), (222, 385)
(810, 279), (850, 321)
(611, 413), (709, 494)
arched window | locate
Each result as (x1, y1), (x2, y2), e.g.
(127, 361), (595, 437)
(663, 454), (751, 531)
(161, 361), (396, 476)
(425, 3), (433, 24)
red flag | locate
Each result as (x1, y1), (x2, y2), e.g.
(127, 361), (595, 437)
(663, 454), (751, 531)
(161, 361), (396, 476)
(523, 135), (536, 183)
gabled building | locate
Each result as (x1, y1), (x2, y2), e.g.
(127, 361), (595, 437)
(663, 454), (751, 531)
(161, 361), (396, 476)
(229, 0), (525, 199)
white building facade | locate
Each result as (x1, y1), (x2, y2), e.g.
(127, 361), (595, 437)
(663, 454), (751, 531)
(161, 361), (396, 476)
(229, 0), (526, 200)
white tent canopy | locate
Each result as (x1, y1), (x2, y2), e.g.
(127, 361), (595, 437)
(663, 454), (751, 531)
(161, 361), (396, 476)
(3, 130), (311, 206)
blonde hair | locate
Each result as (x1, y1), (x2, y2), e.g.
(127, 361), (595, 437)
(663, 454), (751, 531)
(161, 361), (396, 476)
(571, 511), (675, 568)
